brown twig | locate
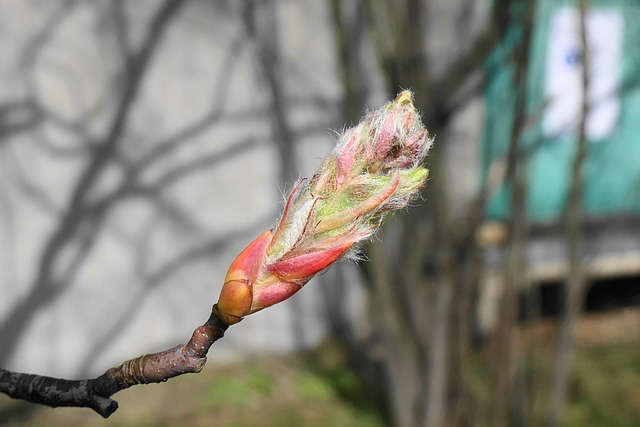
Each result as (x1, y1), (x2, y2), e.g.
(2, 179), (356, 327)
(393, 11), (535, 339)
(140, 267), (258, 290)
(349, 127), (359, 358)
(0, 305), (229, 418)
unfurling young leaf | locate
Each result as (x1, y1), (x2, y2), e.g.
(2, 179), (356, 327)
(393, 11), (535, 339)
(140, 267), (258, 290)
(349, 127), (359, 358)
(216, 90), (433, 325)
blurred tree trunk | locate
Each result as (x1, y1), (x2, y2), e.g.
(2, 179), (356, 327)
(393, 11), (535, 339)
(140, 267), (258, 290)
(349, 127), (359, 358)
(330, 0), (513, 425)
(547, 1), (590, 425)
(490, 2), (535, 426)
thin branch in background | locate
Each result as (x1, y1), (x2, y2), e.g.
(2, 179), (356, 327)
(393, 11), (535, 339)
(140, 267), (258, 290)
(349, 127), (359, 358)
(490, 1), (535, 426)
(330, 0), (368, 122)
(547, 1), (591, 425)
(365, 238), (422, 427)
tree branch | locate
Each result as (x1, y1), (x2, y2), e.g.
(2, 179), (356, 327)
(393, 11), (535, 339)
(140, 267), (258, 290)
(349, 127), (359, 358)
(0, 305), (229, 418)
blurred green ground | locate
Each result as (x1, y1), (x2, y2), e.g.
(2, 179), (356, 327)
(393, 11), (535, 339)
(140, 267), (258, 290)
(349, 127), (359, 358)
(1, 309), (639, 427)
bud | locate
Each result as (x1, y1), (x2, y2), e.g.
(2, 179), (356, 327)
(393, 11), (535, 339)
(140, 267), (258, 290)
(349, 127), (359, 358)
(215, 90), (433, 325)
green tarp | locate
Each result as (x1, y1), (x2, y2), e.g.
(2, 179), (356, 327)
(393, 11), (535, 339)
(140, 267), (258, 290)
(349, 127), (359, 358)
(482, 0), (640, 223)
